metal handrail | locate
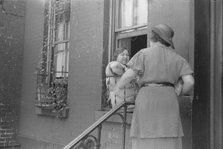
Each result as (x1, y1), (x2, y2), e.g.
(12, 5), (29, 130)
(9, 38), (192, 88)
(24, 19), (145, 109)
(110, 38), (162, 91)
(63, 101), (134, 149)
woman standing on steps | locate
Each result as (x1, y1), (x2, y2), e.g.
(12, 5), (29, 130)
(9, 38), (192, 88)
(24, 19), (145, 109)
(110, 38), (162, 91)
(114, 24), (194, 149)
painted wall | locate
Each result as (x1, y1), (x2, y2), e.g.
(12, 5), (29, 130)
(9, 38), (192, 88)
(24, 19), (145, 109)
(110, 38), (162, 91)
(66, 0), (104, 143)
(18, 0), (104, 148)
(148, 0), (194, 67)
(148, 0), (194, 149)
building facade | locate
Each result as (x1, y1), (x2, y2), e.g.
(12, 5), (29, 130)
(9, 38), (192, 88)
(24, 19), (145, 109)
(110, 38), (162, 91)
(0, 0), (222, 149)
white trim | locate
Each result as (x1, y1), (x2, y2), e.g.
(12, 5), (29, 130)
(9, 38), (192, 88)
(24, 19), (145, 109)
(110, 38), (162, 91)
(108, 0), (113, 62)
(115, 24), (147, 33)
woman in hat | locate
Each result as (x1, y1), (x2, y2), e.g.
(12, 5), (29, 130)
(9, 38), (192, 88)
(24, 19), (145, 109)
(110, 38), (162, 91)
(114, 24), (194, 149)
(105, 48), (137, 109)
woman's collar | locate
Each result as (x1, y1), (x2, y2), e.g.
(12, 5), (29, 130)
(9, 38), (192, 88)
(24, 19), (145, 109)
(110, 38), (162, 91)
(150, 42), (165, 48)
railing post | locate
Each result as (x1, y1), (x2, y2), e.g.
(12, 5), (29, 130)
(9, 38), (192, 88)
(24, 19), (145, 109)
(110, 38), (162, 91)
(122, 103), (127, 149)
(96, 124), (102, 149)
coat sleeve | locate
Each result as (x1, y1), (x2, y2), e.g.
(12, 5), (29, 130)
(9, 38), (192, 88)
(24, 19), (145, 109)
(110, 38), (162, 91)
(179, 58), (193, 77)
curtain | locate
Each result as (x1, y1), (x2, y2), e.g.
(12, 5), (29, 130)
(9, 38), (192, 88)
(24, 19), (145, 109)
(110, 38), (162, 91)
(121, 0), (134, 28)
(135, 0), (148, 25)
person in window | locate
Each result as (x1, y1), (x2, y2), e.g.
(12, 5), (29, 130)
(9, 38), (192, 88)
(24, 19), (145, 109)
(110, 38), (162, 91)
(105, 48), (138, 110)
(114, 24), (194, 149)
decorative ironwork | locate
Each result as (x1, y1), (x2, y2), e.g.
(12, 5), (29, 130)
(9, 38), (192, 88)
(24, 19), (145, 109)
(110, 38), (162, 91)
(63, 101), (134, 149)
(72, 135), (99, 149)
(36, 74), (69, 118)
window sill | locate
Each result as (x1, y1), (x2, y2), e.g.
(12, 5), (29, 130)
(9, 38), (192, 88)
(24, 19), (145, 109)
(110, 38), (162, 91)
(95, 110), (133, 125)
(35, 106), (69, 119)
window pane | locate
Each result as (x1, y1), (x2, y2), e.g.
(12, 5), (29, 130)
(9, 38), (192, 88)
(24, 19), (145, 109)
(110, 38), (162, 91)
(135, 0), (148, 25)
(118, 0), (148, 28)
(120, 0), (134, 28)
(54, 19), (69, 78)
(55, 22), (64, 42)
(55, 50), (69, 77)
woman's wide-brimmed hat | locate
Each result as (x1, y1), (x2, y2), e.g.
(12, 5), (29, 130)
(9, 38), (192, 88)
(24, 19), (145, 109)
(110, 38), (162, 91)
(152, 24), (175, 49)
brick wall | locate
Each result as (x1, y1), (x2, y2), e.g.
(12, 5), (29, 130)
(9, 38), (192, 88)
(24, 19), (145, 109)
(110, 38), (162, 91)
(0, 0), (25, 148)
(0, 104), (18, 147)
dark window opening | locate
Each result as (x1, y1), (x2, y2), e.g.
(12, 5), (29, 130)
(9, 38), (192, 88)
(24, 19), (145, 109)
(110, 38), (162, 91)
(130, 34), (147, 57)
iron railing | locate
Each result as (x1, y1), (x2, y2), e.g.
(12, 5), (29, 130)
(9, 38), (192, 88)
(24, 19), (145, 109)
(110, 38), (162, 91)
(63, 101), (134, 149)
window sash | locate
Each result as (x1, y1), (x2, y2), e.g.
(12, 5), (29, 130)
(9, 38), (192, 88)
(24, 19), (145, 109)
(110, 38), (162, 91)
(54, 50), (69, 78)
(53, 17), (70, 78)
(44, 0), (70, 81)
(112, 0), (148, 51)
(116, 27), (147, 39)
(116, 0), (148, 29)
(102, 0), (148, 108)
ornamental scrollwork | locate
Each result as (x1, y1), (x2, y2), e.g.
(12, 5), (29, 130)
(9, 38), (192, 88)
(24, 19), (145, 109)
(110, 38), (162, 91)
(72, 135), (99, 149)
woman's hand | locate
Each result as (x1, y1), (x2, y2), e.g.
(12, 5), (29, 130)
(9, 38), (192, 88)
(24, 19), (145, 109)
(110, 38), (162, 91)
(175, 75), (194, 96)
(175, 82), (183, 96)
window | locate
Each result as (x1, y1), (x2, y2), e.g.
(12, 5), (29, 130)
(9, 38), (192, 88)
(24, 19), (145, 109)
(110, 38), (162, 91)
(117, 0), (148, 28)
(36, 0), (71, 118)
(102, 0), (148, 109)
(53, 1), (70, 78)
(110, 0), (148, 59)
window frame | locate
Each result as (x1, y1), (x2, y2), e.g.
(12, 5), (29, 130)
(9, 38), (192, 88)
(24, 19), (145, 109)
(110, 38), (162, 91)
(35, 0), (71, 119)
(110, 0), (149, 58)
(48, 0), (70, 81)
(102, 0), (149, 109)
